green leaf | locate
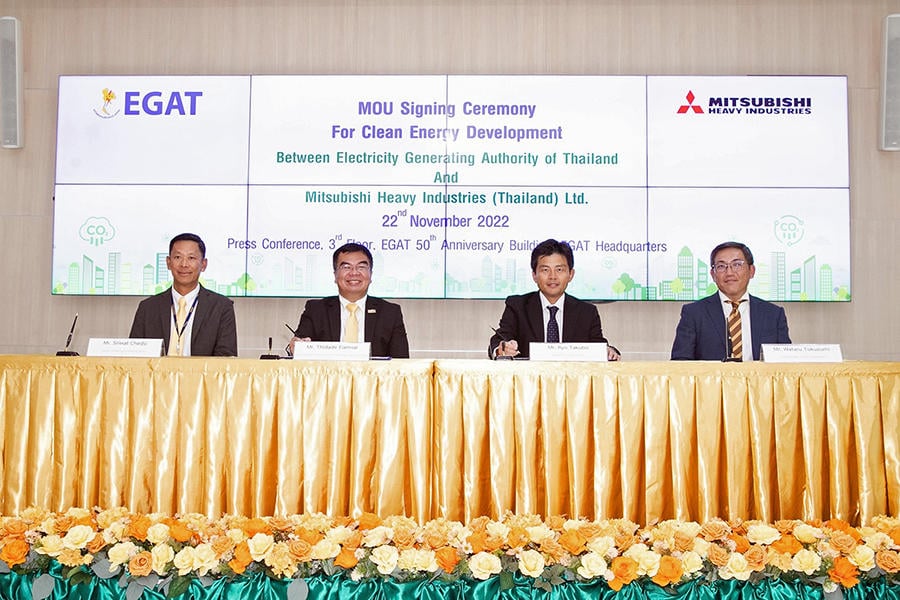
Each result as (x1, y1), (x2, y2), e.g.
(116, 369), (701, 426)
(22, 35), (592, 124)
(499, 571), (514, 590)
(167, 575), (192, 598)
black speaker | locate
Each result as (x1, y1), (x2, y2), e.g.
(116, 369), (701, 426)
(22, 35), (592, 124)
(0, 16), (22, 149)
(881, 14), (900, 151)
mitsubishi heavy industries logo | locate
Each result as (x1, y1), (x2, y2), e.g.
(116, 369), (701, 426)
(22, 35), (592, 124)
(676, 90), (813, 117)
(92, 87), (203, 118)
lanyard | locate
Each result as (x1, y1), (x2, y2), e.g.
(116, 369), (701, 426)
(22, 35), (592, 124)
(171, 294), (200, 349)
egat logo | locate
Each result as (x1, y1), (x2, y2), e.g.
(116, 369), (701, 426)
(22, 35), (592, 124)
(93, 88), (203, 118)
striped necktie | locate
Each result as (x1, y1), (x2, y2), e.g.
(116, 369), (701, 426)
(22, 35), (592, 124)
(727, 299), (746, 360)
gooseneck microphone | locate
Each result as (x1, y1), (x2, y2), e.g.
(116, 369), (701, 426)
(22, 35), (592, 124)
(260, 335), (280, 360)
(56, 313), (80, 356)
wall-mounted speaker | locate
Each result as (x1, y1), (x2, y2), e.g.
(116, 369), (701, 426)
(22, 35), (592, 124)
(881, 14), (900, 151)
(0, 16), (23, 149)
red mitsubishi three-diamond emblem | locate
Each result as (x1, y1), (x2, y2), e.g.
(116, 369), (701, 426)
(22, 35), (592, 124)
(677, 91), (704, 114)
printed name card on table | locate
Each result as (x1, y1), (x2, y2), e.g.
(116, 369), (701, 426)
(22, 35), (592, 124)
(761, 344), (843, 363)
(529, 342), (608, 362)
(292, 341), (371, 361)
(87, 338), (163, 357)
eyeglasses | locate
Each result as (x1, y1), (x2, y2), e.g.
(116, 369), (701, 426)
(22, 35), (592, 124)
(712, 260), (747, 274)
(337, 263), (371, 274)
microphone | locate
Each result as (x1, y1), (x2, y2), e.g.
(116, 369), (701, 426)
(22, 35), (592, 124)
(56, 314), (80, 356)
(259, 335), (280, 360)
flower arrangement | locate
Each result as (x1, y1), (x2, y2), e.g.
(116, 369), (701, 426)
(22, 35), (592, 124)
(1, 508), (899, 598)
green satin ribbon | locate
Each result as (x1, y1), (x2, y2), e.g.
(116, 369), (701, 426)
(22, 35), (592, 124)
(2, 568), (899, 600)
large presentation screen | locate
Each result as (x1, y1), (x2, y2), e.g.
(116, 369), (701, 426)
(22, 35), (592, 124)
(52, 75), (850, 301)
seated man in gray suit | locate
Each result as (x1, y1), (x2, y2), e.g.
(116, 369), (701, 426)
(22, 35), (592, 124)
(289, 242), (410, 358)
(671, 241), (790, 361)
(129, 232), (237, 356)
(489, 238), (619, 360)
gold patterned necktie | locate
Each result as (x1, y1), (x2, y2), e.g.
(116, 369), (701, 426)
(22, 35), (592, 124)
(727, 299), (746, 360)
(344, 303), (359, 343)
(168, 297), (188, 356)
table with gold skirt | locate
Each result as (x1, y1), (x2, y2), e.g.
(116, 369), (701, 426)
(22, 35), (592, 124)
(1, 355), (898, 525)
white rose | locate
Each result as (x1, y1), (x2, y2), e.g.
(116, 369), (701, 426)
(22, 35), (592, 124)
(63, 525), (95, 550)
(746, 524), (781, 545)
(65, 508), (91, 519)
(370, 545), (399, 575)
(720, 553), (751, 581)
(526, 524), (553, 544)
(468, 551), (502, 580)
(586, 536), (616, 559)
(517, 549), (545, 578)
(173, 547), (195, 576)
(675, 522), (702, 538)
(310, 539), (341, 560)
(624, 545), (659, 577)
(848, 545), (876, 571)
(863, 532), (893, 552)
(36, 535), (64, 557)
(151, 544), (175, 575)
(103, 522), (126, 544)
(226, 528), (247, 544)
(247, 533), (274, 561)
(576, 552), (607, 579)
(485, 521), (510, 541)
(362, 526), (394, 548)
(793, 524), (822, 545)
(398, 548), (437, 573)
(325, 525), (355, 545)
(107, 541), (140, 568)
(692, 538), (710, 557)
(791, 548), (822, 575)
(681, 551), (704, 575)
(146, 523), (170, 545)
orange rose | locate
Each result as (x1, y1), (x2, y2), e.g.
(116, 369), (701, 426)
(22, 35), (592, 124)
(0, 538), (30, 567)
(876, 550), (900, 574)
(889, 527), (900, 546)
(700, 521), (730, 542)
(825, 519), (861, 542)
(268, 517), (293, 532)
(2, 520), (28, 538)
(707, 543), (730, 567)
(468, 531), (487, 554)
(774, 520), (796, 535)
(828, 531), (857, 555)
(342, 530), (363, 550)
(673, 531), (695, 552)
(558, 529), (587, 555)
(578, 523), (604, 541)
(728, 519), (747, 536)
(765, 549), (793, 571)
(334, 547), (358, 569)
(165, 519), (193, 543)
(54, 516), (75, 534)
(86, 533), (107, 554)
(744, 545), (767, 571)
(539, 539), (566, 564)
(651, 555), (683, 587)
(614, 532), (636, 553)
(287, 539), (312, 562)
(608, 556), (639, 591)
(828, 555), (859, 588)
(125, 515), (152, 541)
(392, 526), (416, 550)
(74, 514), (94, 528)
(770, 534), (802, 555)
(435, 546), (460, 573)
(295, 528), (323, 545)
(211, 535), (236, 557)
(128, 551), (153, 577)
(483, 534), (505, 553)
(357, 513), (383, 531)
(242, 518), (271, 537)
(506, 526), (530, 550)
(229, 541), (252, 574)
(729, 533), (750, 554)
(333, 516), (353, 528)
(546, 516), (566, 531)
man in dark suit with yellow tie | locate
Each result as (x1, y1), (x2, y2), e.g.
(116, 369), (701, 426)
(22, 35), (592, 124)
(129, 232), (237, 356)
(489, 238), (619, 360)
(289, 242), (410, 358)
(671, 241), (791, 361)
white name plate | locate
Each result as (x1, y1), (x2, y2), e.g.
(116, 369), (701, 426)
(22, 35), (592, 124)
(761, 344), (843, 363)
(530, 342), (608, 362)
(87, 338), (163, 357)
(292, 341), (371, 361)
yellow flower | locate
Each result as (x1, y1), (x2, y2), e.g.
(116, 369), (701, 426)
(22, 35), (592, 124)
(586, 535), (616, 558)
(63, 525), (95, 550)
(265, 542), (296, 578)
(146, 523), (170, 545)
(324, 525), (355, 545)
(247, 533), (274, 561)
(468, 551), (502, 580)
(719, 553), (751, 581)
(35, 534), (65, 557)
(681, 551), (704, 574)
(108, 541), (140, 568)
(791, 548), (822, 575)
(747, 524), (781, 545)
(848, 545), (876, 571)
(151, 543), (174, 575)
(623, 544), (659, 577)
(485, 521), (510, 542)
(692, 537), (710, 558)
(371, 545), (399, 575)
(398, 548), (438, 572)
(526, 524), (554, 544)
(793, 524), (823, 544)
(192, 543), (218, 577)
(863, 532), (893, 551)
(310, 539), (341, 560)
(517, 549), (545, 578)
(362, 526), (394, 548)
(173, 547), (195, 576)
(576, 551), (607, 579)
(226, 528), (247, 544)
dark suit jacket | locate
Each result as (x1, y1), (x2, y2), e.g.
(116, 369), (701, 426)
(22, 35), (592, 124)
(295, 296), (410, 358)
(488, 292), (613, 358)
(129, 286), (238, 357)
(671, 293), (791, 361)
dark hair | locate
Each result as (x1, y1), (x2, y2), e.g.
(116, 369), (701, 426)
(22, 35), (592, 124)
(710, 241), (754, 266)
(530, 239), (574, 271)
(169, 233), (206, 258)
(332, 242), (374, 271)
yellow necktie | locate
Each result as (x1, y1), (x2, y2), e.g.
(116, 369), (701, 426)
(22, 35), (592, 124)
(727, 300), (745, 360)
(344, 303), (359, 343)
(168, 297), (187, 356)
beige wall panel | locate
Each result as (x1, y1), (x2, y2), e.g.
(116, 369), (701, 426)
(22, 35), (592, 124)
(1, 0), (899, 359)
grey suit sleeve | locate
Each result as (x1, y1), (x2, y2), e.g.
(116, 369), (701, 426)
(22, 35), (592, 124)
(212, 298), (238, 356)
